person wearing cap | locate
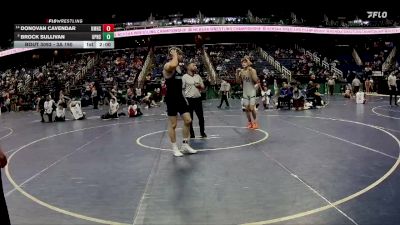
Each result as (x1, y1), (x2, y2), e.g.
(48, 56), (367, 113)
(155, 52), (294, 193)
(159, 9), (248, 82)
(0, 147), (10, 225)
(236, 56), (260, 129)
(163, 47), (197, 157)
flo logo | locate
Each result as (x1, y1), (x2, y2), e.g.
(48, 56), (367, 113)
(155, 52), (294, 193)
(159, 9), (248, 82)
(367, 11), (388, 18)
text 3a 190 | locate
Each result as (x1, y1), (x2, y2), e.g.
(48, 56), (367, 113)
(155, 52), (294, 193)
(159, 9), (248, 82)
(54, 42), (73, 47)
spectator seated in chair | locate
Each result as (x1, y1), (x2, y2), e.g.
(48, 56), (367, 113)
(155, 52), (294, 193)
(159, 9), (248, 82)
(277, 82), (292, 109)
(292, 84), (305, 110)
(305, 82), (317, 107)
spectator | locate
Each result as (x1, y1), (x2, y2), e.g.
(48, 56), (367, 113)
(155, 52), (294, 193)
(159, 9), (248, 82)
(260, 83), (272, 110)
(313, 83), (324, 107)
(128, 102), (143, 117)
(364, 77), (371, 93)
(126, 86), (134, 105)
(44, 95), (55, 122)
(344, 83), (352, 98)
(91, 86), (99, 109)
(141, 92), (152, 109)
(369, 77), (374, 92)
(388, 72), (398, 106)
(327, 76), (335, 95)
(292, 84), (304, 110)
(54, 101), (66, 122)
(39, 95), (46, 122)
(217, 80), (231, 109)
(69, 100), (86, 120)
(101, 96), (119, 119)
(277, 83), (292, 109)
(352, 76), (361, 94)
(4, 96), (10, 112)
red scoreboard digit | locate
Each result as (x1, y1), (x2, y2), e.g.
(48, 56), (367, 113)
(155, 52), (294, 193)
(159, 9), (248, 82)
(102, 24), (114, 32)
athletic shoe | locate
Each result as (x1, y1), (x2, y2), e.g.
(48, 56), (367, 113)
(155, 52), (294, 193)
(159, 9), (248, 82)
(251, 122), (259, 129)
(172, 148), (183, 157)
(247, 122), (253, 129)
(181, 144), (197, 154)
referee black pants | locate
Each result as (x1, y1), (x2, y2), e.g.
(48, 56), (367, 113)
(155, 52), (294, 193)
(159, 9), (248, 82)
(187, 98), (205, 137)
(0, 171), (11, 225)
(389, 85), (398, 105)
(218, 94), (230, 107)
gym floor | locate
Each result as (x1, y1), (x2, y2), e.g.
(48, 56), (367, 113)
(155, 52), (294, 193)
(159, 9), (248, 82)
(1, 95), (400, 225)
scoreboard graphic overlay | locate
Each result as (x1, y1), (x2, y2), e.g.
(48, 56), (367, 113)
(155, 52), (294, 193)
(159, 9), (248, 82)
(14, 24), (114, 49)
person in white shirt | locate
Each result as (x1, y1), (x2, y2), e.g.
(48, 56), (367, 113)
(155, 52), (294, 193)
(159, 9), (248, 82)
(352, 77), (361, 94)
(109, 97), (119, 117)
(388, 72), (398, 106)
(217, 80), (231, 109)
(44, 96), (55, 122)
(260, 82), (272, 110)
(101, 95), (119, 119)
(182, 63), (207, 138)
(356, 91), (366, 104)
(69, 100), (86, 120)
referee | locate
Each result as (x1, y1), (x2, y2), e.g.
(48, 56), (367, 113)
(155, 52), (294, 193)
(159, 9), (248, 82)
(183, 63), (207, 138)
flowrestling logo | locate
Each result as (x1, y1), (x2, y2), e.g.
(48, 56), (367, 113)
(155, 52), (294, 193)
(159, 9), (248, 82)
(47, 19), (83, 24)
(367, 11), (388, 19)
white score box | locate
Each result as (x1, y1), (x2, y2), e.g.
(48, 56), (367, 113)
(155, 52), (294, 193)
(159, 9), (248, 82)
(96, 41), (114, 49)
(83, 41), (96, 49)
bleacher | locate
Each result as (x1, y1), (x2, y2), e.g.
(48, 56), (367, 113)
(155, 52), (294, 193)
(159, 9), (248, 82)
(207, 44), (281, 84)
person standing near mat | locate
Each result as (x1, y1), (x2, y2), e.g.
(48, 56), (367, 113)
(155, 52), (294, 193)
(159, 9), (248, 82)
(163, 47), (197, 157)
(0, 147), (11, 225)
(217, 80), (230, 109)
(388, 72), (398, 106)
(236, 56), (260, 129)
(182, 63), (207, 139)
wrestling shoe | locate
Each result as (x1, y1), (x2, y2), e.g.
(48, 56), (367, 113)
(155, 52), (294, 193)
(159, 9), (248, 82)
(181, 144), (197, 154)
